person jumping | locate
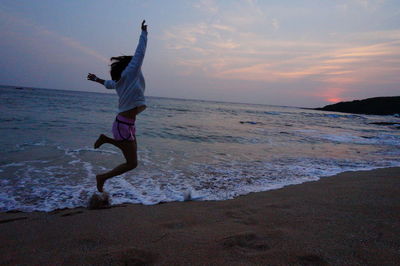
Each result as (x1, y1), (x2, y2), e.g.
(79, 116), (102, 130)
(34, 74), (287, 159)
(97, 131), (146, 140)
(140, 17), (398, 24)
(87, 20), (148, 192)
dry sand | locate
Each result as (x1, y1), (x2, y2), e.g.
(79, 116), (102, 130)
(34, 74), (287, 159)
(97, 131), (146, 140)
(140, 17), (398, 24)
(1, 167), (399, 265)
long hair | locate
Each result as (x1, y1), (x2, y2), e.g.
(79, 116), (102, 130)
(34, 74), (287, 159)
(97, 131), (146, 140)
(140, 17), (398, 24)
(110, 56), (133, 81)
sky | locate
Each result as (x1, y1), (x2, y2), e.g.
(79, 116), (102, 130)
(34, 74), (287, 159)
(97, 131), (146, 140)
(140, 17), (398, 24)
(0, 0), (399, 107)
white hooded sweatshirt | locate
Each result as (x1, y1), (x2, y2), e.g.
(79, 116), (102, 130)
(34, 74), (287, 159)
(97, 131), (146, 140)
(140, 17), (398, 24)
(104, 30), (147, 113)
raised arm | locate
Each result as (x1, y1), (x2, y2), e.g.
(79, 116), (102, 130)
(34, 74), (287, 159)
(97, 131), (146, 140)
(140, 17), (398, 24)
(87, 73), (105, 85)
(121, 20), (148, 78)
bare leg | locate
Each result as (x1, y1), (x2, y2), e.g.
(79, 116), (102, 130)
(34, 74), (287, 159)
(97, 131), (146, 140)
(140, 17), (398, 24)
(94, 134), (124, 149)
(96, 139), (138, 192)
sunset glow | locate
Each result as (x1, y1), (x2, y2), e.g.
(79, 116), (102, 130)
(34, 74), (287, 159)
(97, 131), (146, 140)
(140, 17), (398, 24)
(0, 0), (399, 107)
(327, 98), (343, 103)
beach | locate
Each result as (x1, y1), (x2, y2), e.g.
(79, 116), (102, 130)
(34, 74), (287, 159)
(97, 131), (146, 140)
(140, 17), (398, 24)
(1, 167), (399, 265)
(1, 1), (399, 264)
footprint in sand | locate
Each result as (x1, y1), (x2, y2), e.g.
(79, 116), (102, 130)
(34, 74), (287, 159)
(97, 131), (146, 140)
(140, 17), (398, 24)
(86, 247), (157, 265)
(60, 211), (83, 217)
(225, 210), (259, 225)
(0, 217), (27, 224)
(75, 238), (104, 252)
(162, 221), (185, 230)
(297, 254), (328, 266)
(265, 204), (291, 209)
(219, 232), (271, 255)
(219, 230), (287, 257)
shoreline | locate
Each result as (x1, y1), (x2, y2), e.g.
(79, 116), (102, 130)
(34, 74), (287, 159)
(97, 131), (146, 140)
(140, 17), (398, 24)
(1, 167), (399, 265)
(3, 165), (399, 214)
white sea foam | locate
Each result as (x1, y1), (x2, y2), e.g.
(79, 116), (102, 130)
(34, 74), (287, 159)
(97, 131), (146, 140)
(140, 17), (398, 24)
(2, 88), (400, 212)
(1, 153), (399, 212)
(80, 157), (400, 207)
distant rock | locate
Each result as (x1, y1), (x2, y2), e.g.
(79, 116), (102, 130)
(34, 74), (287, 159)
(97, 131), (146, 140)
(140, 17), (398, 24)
(315, 96), (400, 116)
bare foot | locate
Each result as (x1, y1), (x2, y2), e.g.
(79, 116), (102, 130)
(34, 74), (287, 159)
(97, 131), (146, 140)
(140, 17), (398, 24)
(94, 134), (107, 149)
(96, 175), (106, 192)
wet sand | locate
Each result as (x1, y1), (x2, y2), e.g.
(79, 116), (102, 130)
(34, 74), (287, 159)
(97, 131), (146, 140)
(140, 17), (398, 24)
(1, 167), (399, 265)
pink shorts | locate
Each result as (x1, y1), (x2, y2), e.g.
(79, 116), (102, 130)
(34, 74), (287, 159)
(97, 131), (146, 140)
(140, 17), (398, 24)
(112, 115), (136, 141)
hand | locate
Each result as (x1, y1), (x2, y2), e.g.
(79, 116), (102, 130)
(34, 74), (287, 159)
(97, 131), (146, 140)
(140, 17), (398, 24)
(141, 20), (147, 32)
(87, 73), (98, 82)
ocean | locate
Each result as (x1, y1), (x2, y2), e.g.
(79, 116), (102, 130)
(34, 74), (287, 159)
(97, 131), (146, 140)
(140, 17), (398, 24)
(1, 85), (399, 212)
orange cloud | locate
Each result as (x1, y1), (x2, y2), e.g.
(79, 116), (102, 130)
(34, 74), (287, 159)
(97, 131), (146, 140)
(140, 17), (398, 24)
(163, 2), (400, 104)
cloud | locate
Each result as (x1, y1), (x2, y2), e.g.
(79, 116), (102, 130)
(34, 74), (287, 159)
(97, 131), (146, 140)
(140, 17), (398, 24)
(353, 0), (385, 10)
(0, 9), (108, 64)
(193, 0), (218, 14)
(337, 0), (385, 12)
(212, 24), (235, 32)
(43, 32), (109, 64)
(165, 23), (400, 102)
(162, 1), (400, 104)
(271, 18), (280, 31)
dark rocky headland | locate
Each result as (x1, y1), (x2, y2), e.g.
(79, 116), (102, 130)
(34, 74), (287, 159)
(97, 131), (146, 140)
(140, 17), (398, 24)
(315, 96), (400, 115)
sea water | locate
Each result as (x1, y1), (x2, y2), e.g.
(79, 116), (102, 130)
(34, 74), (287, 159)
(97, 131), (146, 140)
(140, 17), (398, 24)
(1, 86), (399, 211)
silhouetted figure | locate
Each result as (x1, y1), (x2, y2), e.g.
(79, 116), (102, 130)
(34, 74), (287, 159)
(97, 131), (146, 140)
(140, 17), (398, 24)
(87, 20), (148, 192)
